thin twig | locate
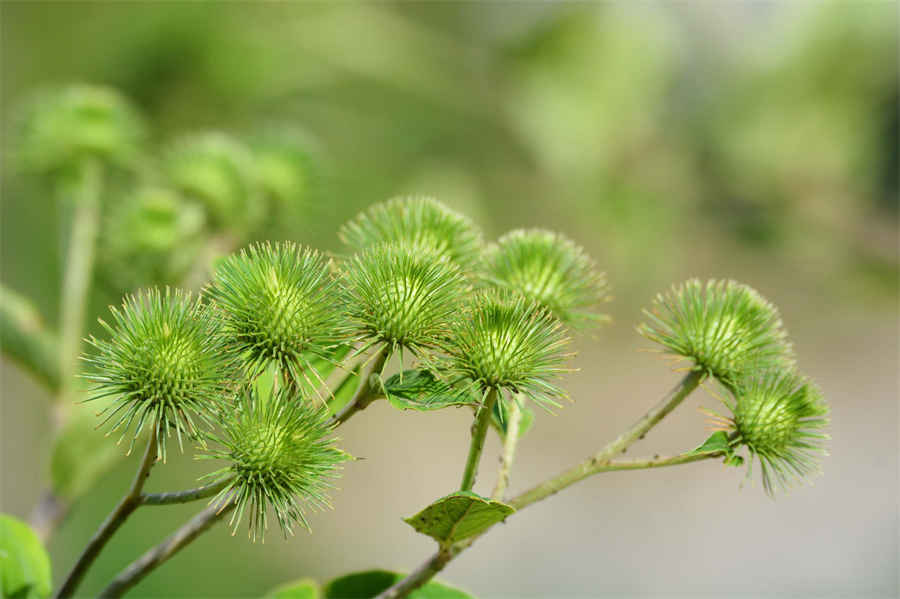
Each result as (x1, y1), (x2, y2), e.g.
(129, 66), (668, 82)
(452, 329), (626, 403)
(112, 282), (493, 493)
(141, 479), (232, 506)
(97, 499), (236, 599)
(459, 388), (500, 491)
(55, 429), (158, 599)
(491, 397), (522, 500)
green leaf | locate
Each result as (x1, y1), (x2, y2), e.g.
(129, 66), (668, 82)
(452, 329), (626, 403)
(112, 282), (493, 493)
(307, 344), (352, 386)
(265, 578), (320, 599)
(50, 402), (123, 501)
(491, 397), (534, 439)
(327, 365), (361, 416)
(404, 491), (514, 548)
(690, 431), (731, 455)
(0, 514), (52, 599)
(323, 570), (473, 599)
(383, 369), (478, 411)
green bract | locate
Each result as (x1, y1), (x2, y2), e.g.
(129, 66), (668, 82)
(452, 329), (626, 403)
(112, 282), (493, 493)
(83, 288), (233, 461)
(341, 243), (466, 357)
(444, 290), (570, 408)
(484, 229), (608, 326)
(208, 242), (340, 388)
(164, 132), (263, 231)
(14, 84), (145, 174)
(724, 370), (829, 494)
(201, 386), (346, 541)
(339, 197), (483, 268)
(638, 279), (793, 385)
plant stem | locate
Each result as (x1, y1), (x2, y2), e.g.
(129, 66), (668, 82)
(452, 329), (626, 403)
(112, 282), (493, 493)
(55, 429), (158, 599)
(97, 499), (236, 599)
(141, 479), (233, 506)
(329, 346), (389, 426)
(381, 371), (705, 599)
(0, 285), (60, 391)
(491, 397), (522, 500)
(510, 370), (703, 509)
(459, 388), (500, 492)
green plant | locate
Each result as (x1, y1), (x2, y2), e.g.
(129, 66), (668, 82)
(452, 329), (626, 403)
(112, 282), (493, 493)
(2, 188), (829, 598)
(2, 87), (831, 599)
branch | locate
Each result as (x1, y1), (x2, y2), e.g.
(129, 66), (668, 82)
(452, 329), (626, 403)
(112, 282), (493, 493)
(55, 429), (158, 599)
(0, 285), (60, 391)
(97, 499), (236, 599)
(460, 388), (499, 491)
(491, 397), (522, 500)
(141, 479), (232, 506)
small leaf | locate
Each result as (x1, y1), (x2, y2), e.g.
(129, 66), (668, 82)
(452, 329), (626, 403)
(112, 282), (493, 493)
(383, 369), (478, 411)
(323, 570), (473, 599)
(50, 402), (122, 501)
(690, 431), (731, 455)
(0, 514), (52, 599)
(327, 365), (361, 417)
(491, 398), (534, 439)
(264, 578), (320, 599)
(404, 491), (514, 548)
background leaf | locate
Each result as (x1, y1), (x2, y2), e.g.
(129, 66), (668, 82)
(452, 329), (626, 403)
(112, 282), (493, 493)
(264, 578), (320, 599)
(323, 570), (473, 599)
(327, 364), (361, 416)
(491, 397), (535, 440)
(383, 369), (478, 411)
(50, 401), (123, 501)
(403, 491), (514, 547)
(0, 514), (52, 599)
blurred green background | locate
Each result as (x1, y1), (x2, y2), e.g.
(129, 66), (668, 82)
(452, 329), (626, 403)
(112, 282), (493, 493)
(1, 2), (897, 598)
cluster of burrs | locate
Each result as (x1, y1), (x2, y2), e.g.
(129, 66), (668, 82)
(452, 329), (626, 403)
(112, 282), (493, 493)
(639, 279), (829, 493)
(83, 196), (827, 540)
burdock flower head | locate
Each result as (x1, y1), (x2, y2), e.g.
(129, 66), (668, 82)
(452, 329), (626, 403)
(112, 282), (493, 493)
(83, 288), (233, 461)
(484, 229), (608, 326)
(200, 386), (347, 541)
(338, 197), (483, 268)
(341, 242), (466, 358)
(638, 279), (794, 386)
(208, 242), (340, 388)
(712, 369), (829, 495)
(444, 289), (571, 408)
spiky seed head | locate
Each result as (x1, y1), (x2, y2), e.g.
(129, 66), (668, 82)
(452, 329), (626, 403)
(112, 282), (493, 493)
(164, 132), (263, 231)
(444, 289), (571, 408)
(208, 242), (340, 387)
(13, 85), (145, 174)
(338, 197), (483, 268)
(101, 187), (206, 290)
(201, 386), (346, 541)
(723, 370), (829, 495)
(83, 288), (234, 461)
(341, 243), (466, 356)
(484, 229), (608, 326)
(638, 279), (794, 386)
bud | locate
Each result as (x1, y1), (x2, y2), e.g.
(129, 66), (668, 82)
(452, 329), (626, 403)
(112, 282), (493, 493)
(445, 290), (571, 408)
(339, 197), (483, 268)
(638, 279), (794, 386)
(200, 386), (346, 541)
(83, 288), (234, 461)
(484, 229), (608, 326)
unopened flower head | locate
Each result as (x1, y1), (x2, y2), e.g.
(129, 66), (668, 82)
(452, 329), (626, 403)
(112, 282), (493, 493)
(339, 197), (483, 268)
(638, 279), (794, 386)
(201, 386), (346, 541)
(209, 242), (340, 388)
(445, 289), (571, 408)
(341, 243), (466, 357)
(484, 229), (608, 326)
(83, 288), (233, 461)
(164, 132), (263, 230)
(14, 84), (145, 174)
(720, 369), (829, 495)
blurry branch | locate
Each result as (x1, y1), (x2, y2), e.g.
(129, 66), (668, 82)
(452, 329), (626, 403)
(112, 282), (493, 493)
(0, 284), (60, 391)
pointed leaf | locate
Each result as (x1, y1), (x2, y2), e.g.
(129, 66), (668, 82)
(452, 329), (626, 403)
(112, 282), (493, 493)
(323, 570), (473, 599)
(327, 365), (361, 416)
(690, 431), (731, 455)
(0, 514), (52, 599)
(383, 369), (478, 411)
(491, 398), (534, 439)
(404, 491), (514, 547)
